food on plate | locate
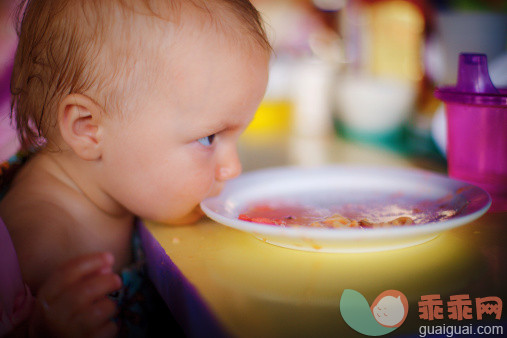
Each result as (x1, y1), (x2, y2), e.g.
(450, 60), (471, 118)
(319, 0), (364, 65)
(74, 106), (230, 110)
(238, 204), (415, 229)
(310, 215), (414, 228)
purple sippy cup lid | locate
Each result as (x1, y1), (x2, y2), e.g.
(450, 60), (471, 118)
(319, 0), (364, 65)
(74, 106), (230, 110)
(435, 53), (507, 106)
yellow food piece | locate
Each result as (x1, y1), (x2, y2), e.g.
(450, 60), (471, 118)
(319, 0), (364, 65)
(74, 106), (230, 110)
(309, 214), (415, 229)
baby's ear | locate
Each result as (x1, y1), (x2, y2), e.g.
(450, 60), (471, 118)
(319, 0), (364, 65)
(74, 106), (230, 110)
(58, 94), (104, 160)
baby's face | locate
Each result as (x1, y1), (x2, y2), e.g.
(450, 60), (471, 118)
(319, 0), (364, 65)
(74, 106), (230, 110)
(98, 25), (270, 223)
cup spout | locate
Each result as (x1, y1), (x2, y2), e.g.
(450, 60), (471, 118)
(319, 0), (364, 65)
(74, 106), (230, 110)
(456, 53), (499, 94)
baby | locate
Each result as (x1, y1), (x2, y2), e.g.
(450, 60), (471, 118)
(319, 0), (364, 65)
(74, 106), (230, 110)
(0, 0), (270, 336)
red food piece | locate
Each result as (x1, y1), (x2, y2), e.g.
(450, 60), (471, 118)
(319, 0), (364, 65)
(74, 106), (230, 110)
(238, 214), (253, 222)
(238, 214), (286, 225)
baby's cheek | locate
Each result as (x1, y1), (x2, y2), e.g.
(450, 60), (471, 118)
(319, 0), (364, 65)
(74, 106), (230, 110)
(188, 172), (216, 197)
(139, 166), (214, 220)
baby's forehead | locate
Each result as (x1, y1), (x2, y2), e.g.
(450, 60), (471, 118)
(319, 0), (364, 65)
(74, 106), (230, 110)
(103, 1), (252, 30)
(145, 0), (270, 52)
(125, 3), (268, 65)
(98, 1), (265, 54)
(94, 1), (267, 103)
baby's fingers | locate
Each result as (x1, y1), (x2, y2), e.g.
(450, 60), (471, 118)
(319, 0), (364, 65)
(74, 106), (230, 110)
(85, 298), (118, 325)
(93, 320), (119, 338)
(34, 272), (121, 337)
(39, 252), (114, 302)
(51, 272), (122, 313)
(68, 298), (119, 337)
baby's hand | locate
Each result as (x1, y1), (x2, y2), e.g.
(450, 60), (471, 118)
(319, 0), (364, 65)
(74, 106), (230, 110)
(29, 252), (122, 338)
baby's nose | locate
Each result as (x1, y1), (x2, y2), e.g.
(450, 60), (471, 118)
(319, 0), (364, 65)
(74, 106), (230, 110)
(216, 151), (242, 182)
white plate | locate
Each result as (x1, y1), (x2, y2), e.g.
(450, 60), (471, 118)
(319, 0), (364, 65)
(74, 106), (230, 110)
(200, 166), (491, 253)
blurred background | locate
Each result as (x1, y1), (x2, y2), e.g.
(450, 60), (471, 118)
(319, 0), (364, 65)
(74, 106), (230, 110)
(1, 0), (506, 166)
(0, 0), (19, 161)
(240, 0), (507, 169)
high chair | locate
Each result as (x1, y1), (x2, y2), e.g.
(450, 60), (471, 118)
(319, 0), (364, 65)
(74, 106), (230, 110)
(0, 218), (33, 336)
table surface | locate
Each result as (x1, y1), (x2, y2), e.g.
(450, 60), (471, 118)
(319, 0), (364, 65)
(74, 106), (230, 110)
(143, 134), (507, 337)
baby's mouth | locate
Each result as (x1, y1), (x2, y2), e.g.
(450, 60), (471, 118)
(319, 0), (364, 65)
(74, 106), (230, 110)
(207, 183), (225, 198)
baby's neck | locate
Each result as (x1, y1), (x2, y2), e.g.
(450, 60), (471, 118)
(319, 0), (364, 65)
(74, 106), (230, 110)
(40, 149), (133, 220)
(0, 148), (136, 281)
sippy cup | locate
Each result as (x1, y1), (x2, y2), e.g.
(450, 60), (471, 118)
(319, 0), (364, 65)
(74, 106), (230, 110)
(435, 53), (507, 212)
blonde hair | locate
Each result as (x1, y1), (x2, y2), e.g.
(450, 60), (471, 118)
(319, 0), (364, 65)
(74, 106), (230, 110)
(11, 0), (271, 150)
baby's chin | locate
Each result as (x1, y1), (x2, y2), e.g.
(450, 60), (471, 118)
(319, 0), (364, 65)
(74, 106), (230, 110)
(165, 206), (205, 225)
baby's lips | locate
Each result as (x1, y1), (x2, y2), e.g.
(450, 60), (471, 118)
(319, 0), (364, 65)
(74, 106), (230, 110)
(208, 183), (225, 198)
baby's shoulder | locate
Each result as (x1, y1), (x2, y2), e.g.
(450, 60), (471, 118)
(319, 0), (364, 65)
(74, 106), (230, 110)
(0, 159), (79, 237)
(0, 162), (85, 292)
(1, 191), (78, 292)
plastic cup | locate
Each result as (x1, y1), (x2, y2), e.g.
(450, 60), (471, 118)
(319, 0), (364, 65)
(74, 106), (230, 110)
(435, 53), (507, 212)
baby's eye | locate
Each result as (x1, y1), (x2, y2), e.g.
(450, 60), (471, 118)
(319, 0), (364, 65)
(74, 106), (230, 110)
(197, 134), (216, 147)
